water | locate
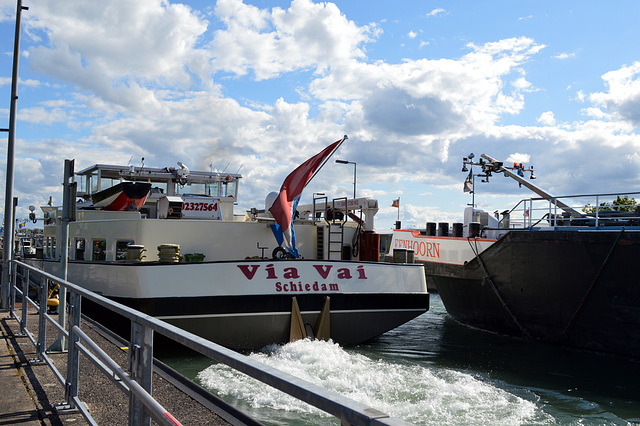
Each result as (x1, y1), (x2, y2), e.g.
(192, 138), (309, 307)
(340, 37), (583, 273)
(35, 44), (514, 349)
(159, 295), (640, 425)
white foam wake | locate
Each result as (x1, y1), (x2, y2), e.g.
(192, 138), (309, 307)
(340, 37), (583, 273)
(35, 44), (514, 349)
(196, 339), (552, 425)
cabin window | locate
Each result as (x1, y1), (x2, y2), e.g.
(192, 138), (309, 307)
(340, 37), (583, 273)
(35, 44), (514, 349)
(75, 238), (85, 261)
(223, 180), (238, 198)
(207, 182), (221, 197)
(116, 240), (134, 261)
(92, 239), (106, 261)
(90, 170), (99, 193)
(176, 182), (206, 195)
(78, 175), (88, 194)
(101, 177), (119, 191)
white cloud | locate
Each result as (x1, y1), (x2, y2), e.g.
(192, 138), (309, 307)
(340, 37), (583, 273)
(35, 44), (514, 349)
(0, 0), (15, 23)
(554, 52), (576, 60)
(2, 0), (640, 229)
(537, 111), (556, 126)
(426, 8), (446, 17)
(581, 107), (607, 120)
(589, 61), (640, 125)
(408, 30), (417, 39)
(505, 153), (531, 165)
(209, 0), (381, 80)
(19, 105), (70, 125)
(26, 0), (208, 88)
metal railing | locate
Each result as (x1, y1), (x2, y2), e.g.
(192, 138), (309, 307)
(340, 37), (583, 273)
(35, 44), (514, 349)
(2, 259), (411, 426)
(500, 191), (640, 230)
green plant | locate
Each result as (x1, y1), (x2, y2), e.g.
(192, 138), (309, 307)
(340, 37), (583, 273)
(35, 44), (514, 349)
(583, 195), (637, 214)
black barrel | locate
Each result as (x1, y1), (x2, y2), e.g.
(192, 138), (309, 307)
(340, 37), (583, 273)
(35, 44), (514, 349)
(406, 250), (415, 263)
(469, 222), (482, 238)
(393, 248), (407, 263)
(426, 222), (436, 236)
(438, 222), (449, 237)
(452, 222), (463, 237)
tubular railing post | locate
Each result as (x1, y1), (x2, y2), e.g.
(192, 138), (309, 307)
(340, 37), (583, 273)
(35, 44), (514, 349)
(129, 321), (154, 426)
(9, 261), (16, 315)
(36, 276), (47, 361)
(0, 262), (3, 310)
(65, 290), (81, 407)
(20, 267), (28, 333)
(595, 195), (599, 227)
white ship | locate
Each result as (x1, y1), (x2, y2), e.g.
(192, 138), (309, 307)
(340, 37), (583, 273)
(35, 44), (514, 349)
(34, 156), (429, 351)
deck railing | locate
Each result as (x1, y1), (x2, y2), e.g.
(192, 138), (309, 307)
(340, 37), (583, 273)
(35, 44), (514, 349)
(500, 191), (640, 230)
(2, 259), (410, 426)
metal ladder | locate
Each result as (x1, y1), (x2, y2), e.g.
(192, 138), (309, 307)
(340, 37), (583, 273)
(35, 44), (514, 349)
(313, 195), (328, 259)
(327, 197), (348, 260)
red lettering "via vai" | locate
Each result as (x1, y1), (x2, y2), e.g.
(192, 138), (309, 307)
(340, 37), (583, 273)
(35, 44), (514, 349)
(237, 264), (368, 280)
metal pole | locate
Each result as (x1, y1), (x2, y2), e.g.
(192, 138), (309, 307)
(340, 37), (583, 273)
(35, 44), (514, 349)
(130, 321), (154, 426)
(352, 163), (356, 200)
(64, 290), (81, 407)
(49, 159), (73, 352)
(471, 174), (475, 208)
(2, 0), (28, 309)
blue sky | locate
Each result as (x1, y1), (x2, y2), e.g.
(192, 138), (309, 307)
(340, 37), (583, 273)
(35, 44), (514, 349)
(1, 0), (640, 230)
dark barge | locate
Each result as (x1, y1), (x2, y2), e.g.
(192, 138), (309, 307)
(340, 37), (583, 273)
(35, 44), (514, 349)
(391, 153), (640, 358)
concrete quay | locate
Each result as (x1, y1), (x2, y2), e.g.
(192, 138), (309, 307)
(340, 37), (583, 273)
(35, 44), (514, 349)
(0, 303), (259, 425)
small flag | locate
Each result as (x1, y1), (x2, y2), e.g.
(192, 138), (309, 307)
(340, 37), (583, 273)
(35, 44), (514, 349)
(392, 199), (399, 208)
(463, 171), (473, 193)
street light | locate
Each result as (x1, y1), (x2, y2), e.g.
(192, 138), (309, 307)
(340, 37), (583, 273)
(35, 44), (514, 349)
(335, 159), (356, 199)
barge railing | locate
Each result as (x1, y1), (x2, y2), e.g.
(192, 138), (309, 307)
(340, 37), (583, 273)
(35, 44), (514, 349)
(2, 259), (410, 426)
(500, 191), (640, 230)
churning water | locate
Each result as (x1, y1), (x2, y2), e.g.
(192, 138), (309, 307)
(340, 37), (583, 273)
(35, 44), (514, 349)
(161, 295), (640, 425)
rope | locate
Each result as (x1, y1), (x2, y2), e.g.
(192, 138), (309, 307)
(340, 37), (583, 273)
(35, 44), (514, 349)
(562, 228), (625, 335)
(467, 236), (534, 340)
(351, 211), (362, 257)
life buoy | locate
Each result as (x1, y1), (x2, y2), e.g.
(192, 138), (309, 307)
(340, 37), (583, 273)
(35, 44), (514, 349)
(272, 247), (288, 259)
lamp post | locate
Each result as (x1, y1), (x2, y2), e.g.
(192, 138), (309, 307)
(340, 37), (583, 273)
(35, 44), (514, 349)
(2, 0), (28, 309)
(335, 159), (356, 199)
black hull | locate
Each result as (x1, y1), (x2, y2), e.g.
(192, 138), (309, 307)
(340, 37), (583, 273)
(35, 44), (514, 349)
(82, 292), (430, 352)
(430, 230), (640, 358)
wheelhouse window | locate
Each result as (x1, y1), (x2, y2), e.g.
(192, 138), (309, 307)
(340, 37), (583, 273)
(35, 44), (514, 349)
(176, 182), (206, 195)
(101, 177), (120, 191)
(116, 240), (134, 261)
(75, 238), (85, 261)
(208, 182), (221, 197)
(90, 170), (99, 193)
(223, 180), (238, 198)
(93, 239), (106, 261)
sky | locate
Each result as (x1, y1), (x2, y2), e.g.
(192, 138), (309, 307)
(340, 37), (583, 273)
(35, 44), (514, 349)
(1, 0), (640, 231)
